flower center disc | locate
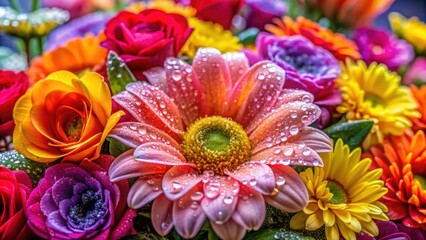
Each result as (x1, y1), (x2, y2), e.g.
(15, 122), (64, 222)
(181, 116), (252, 175)
(326, 180), (349, 204)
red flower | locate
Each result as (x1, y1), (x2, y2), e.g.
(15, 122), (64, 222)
(0, 167), (33, 240)
(189, 0), (244, 29)
(101, 9), (192, 79)
(0, 70), (29, 140)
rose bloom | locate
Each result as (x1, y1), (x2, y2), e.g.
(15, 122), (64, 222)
(109, 48), (332, 239)
(13, 71), (124, 163)
(26, 155), (136, 239)
(354, 27), (414, 71)
(101, 9), (192, 80)
(0, 167), (33, 239)
(0, 70), (29, 140)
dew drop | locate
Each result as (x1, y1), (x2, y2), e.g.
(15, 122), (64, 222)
(190, 191), (204, 201)
(274, 148), (282, 155)
(223, 196), (234, 204)
(289, 125), (299, 135)
(249, 179), (257, 186)
(171, 181), (182, 193)
(302, 95), (311, 103)
(302, 148), (311, 156)
(313, 159), (319, 166)
(161, 222), (170, 229)
(290, 112), (297, 118)
(129, 123), (137, 130)
(172, 70), (182, 81)
(276, 176), (285, 186)
(138, 126), (147, 135)
(258, 73), (265, 80)
(283, 148), (293, 157)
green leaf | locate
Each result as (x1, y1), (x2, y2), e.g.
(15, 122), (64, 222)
(245, 229), (315, 240)
(0, 150), (52, 186)
(323, 120), (374, 150)
(238, 27), (260, 45)
(107, 51), (137, 95)
(108, 137), (132, 157)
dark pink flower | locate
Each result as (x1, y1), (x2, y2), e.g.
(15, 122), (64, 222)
(26, 155), (136, 239)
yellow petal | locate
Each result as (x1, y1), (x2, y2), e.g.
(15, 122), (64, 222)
(290, 212), (309, 230)
(45, 70), (78, 85)
(305, 210), (324, 231)
(95, 110), (125, 155)
(325, 225), (339, 240)
(323, 209), (335, 227)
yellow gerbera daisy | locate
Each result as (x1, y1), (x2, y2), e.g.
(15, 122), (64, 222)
(290, 139), (388, 240)
(336, 60), (420, 149)
(180, 18), (243, 58)
(389, 12), (426, 54)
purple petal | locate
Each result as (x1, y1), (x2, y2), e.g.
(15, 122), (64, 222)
(40, 189), (58, 216)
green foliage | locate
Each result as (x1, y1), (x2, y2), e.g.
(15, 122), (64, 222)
(107, 137), (132, 157)
(107, 51), (137, 95)
(238, 28), (260, 45)
(324, 120), (374, 150)
(245, 229), (315, 240)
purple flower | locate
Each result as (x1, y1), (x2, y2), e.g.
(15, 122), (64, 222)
(251, 33), (341, 127)
(357, 220), (426, 240)
(404, 57), (426, 85)
(26, 155), (136, 240)
(244, 0), (287, 30)
(354, 27), (414, 71)
(45, 12), (112, 51)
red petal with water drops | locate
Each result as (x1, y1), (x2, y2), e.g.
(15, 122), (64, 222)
(192, 48), (232, 116)
(201, 176), (239, 224)
(226, 61), (285, 127)
(173, 183), (206, 239)
(109, 122), (180, 149)
(127, 175), (163, 209)
(133, 142), (194, 167)
(151, 194), (174, 236)
(162, 166), (202, 201)
(249, 101), (321, 153)
(164, 57), (206, 126)
(222, 52), (249, 86)
(250, 143), (323, 167)
(108, 150), (168, 182)
(226, 162), (275, 195)
(264, 165), (308, 212)
(232, 185), (265, 231)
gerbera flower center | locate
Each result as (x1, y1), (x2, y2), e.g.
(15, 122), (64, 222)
(364, 92), (386, 107)
(181, 116), (252, 175)
(326, 180), (348, 204)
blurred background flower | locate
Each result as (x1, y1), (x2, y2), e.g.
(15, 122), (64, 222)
(390, 12), (426, 54)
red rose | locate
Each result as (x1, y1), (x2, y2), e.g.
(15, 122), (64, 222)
(0, 71), (29, 140)
(0, 167), (33, 240)
(190, 0), (244, 29)
(101, 9), (192, 79)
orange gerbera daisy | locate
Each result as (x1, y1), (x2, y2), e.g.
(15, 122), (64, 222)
(27, 34), (107, 84)
(365, 130), (426, 230)
(266, 16), (361, 61)
(410, 85), (426, 131)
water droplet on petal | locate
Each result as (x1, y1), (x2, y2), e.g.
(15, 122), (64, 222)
(302, 148), (311, 156)
(276, 176), (285, 186)
(289, 126), (299, 135)
(191, 191), (204, 201)
(171, 181), (182, 193)
(274, 148), (282, 155)
(172, 70), (182, 81)
(283, 148), (293, 157)
(249, 179), (257, 186)
(223, 196), (233, 204)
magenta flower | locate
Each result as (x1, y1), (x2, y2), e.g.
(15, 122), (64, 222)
(354, 27), (414, 71)
(244, 0), (287, 30)
(108, 48), (332, 239)
(404, 57), (426, 85)
(250, 33), (341, 127)
(26, 155), (136, 239)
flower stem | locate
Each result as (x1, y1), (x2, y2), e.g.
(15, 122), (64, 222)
(23, 39), (31, 65)
(32, 0), (40, 12)
(37, 37), (43, 56)
(8, 0), (21, 12)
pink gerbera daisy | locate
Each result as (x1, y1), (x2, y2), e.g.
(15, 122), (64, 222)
(108, 48), (332, 239)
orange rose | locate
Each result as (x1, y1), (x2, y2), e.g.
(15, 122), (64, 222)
(13, 71), (124, 163)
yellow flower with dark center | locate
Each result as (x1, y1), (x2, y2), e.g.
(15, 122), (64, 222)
(389, 12), (426, 54)
(0, 7), (69, 39)
(336, 60), (420, 149)
(290, 139), (388, 240)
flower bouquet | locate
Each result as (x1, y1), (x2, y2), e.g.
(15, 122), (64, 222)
(0, 0), (425, 239)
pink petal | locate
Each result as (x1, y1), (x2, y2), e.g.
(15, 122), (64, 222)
(192, 48), (232, 116)
(143, 67), (168, 94)
(109, 122), (181, 149)
(264, 165), (308, 212)
(125, 82), (184, 139)
(245, 89), (315, 134)
(127, 176), (163, 209)
(232, 185), (265, 231)
(287, 127), (332, 153)
(210, 218), (246, 240)
(201, 176), (239, 224)
(250, 143), (323, 167)
(108, 150), (167, 182)
(222, 52), (249, 85)
(152, 194), (174, 236)
(249, 101), (321, 153)
(133, 142), (196, 167)
(225, 162), (275, 195)
(162, 166), (202, 201)
(164, 58), (207, 126)
(173, 183), (206, 238)
(226, 61), (285, 127)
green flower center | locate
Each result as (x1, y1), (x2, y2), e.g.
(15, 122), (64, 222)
(414, 175), (426, 190)
(364, 92), (386, 108)
(64, 115), (83, 142)
(181, 116), (251, 175)
(327, 180), (348, 204)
